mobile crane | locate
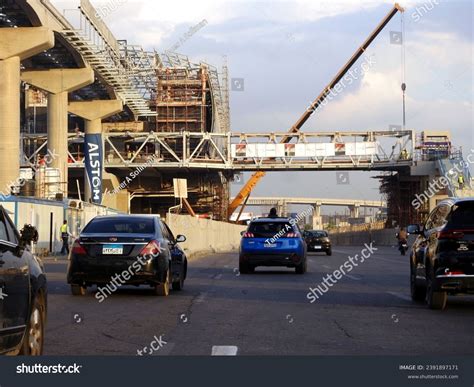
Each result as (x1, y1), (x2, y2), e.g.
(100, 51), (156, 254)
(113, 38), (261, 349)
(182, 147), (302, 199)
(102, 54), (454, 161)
(228, 3), (405, 219)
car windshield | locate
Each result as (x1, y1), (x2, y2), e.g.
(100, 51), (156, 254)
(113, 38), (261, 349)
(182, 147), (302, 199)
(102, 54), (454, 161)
(447, 202), (474, 227)
(83, 217), (155, 234)
(248, 221), (295, 238)
(307, 231), (327, 238)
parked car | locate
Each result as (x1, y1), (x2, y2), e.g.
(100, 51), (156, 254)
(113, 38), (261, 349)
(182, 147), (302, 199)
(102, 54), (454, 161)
(239, 218), (307, 274)
(304, 230), (332, 255)
(67, 215), (187, 297)
(0, 206), (47, 355)
(408, 198), (474, 310)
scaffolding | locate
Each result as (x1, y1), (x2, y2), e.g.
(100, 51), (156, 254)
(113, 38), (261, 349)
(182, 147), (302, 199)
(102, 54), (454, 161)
(155, 65), (210, 133)
(154, 51), (229, 134)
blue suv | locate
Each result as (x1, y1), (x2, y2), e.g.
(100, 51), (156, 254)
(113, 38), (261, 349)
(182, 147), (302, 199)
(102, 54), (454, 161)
(239, 218), (307, 274)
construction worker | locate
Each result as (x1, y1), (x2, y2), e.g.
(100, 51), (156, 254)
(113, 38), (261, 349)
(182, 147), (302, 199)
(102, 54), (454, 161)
(60, 220), (71, 255)
(458, 174), (465, 190)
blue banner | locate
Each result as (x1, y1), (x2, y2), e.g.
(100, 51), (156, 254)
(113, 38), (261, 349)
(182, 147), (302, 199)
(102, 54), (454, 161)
(84, 134), (103, 204)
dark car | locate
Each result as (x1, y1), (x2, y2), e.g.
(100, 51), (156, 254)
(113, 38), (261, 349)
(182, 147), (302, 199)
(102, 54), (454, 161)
(0, 206), (47, 355)
(304, 230), (332, 255)
(67, 215), (187, 297)
(408, 198), (474, 310)
(239, 218), (307, 274)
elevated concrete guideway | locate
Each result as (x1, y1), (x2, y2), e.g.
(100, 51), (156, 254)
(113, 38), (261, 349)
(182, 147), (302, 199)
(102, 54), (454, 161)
(239, 197), (387, 228)
(245, 197), (386, 208)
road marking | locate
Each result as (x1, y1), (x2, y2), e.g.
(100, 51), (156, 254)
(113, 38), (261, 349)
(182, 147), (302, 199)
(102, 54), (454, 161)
(387, 291), (412, 302)
(346, 274), (361, 281)
(214, 273), (223, 280)
(211, 345), (238, 356)
(196, 292), (207, 303)
(322, 265), (330, 269)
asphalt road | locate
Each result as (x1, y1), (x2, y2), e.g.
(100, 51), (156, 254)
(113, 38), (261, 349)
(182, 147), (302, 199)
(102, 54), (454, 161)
(43, 246), (474, 356)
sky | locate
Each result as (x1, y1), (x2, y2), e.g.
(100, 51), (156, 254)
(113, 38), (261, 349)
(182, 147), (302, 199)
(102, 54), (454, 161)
(51, 0), (473, 212)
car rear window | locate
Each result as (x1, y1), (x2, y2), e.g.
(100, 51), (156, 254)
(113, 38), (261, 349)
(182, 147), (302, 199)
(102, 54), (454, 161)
(447, 202), (474, 227)
(248, 221), (295, 238)
(307, 231), (327, 238)
(83, 217), (155, 234)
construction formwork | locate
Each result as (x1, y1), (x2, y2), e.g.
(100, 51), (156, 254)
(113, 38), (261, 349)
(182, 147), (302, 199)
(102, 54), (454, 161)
(378, 171), (425, 227)
(154, 65), (211, 133)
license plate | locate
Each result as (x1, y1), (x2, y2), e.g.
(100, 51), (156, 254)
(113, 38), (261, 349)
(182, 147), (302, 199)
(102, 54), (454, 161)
(313, 246), (322, 249)
(265, 243), (277, 248)
(103, 244), (123, 255)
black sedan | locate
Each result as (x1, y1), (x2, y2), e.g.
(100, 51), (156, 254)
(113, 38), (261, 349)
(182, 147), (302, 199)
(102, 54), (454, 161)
(67, 215), (187, 297)
(408, 198), (474, 310)
(304, 230), (332, 255)
(0, 206), (47, 356)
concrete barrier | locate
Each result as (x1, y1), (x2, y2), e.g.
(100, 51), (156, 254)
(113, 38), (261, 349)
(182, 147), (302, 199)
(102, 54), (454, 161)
(0, 197), (120, 255)
(166, 214), (246, 259)
(330, 228), (415, 247)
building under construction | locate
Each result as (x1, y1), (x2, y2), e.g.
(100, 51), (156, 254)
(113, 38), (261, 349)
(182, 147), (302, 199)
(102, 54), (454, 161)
(377, 131), (462, 227)
(16, 0), (232, 220)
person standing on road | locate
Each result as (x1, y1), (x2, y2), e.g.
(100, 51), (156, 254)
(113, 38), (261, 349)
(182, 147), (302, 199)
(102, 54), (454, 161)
(458, 174), (465, 190)
(60, 220), (71, 255)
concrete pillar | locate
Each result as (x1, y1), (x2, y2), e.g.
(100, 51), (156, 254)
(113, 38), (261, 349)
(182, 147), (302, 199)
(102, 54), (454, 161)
(349, 204), (360, 218)
(21, 67), (95, 196)
(0, 57), (21, 194)
(312, 202), (322, 229)
(68, 100), (123, 203)
(0, 27), (54, 194)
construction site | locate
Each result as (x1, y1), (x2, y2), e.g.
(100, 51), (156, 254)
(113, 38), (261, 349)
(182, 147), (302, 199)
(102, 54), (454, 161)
(1, 0), (473, 229)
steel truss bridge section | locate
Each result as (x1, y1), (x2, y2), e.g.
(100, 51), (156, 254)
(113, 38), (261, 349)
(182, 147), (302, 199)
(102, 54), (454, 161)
(61, 0), (156, 117)
(21, 130), (415, 172)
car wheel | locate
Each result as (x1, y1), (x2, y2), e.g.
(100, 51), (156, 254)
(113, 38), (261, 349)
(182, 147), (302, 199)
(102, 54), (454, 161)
(19, 294), (45, 356)
(172, 271), (185, 291)
(426, 268), (447, 310)
(326, 249), (332, 256)
(410, 264), (426, 302)
(295, 259), (307, 274)
(154, 269), (170, 296)
(71, 284), (87, 296)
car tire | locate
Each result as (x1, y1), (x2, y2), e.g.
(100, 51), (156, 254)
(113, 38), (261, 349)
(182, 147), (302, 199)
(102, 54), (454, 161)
(71, 284), (87, 296)
(172, 272), (184, 291)
(19, 294), (45, 356)
(239, 262), (252, 274)
(426, 268), (447, 310)
(326, 249), (332, 256)
(410, 264), (426, 302)
(154, 269), (170, 296)
(295, 259), (307, 274)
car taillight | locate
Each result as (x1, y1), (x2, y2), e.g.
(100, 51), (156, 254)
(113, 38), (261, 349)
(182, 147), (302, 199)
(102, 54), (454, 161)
(242, 232), (254, 238)
(286, 232), (300, 238)
(437, 230), (464, 239)
(72, 239), (87, 255)
(140, 240), (161, 257)
(444, 270), (464, 276)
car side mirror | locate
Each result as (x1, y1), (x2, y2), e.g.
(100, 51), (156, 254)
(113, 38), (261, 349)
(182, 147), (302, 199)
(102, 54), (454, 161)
(176, 235), (186, 243)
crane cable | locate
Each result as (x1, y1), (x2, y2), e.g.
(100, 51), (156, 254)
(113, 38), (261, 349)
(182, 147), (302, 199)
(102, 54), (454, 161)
(401, 11), (407, 129)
